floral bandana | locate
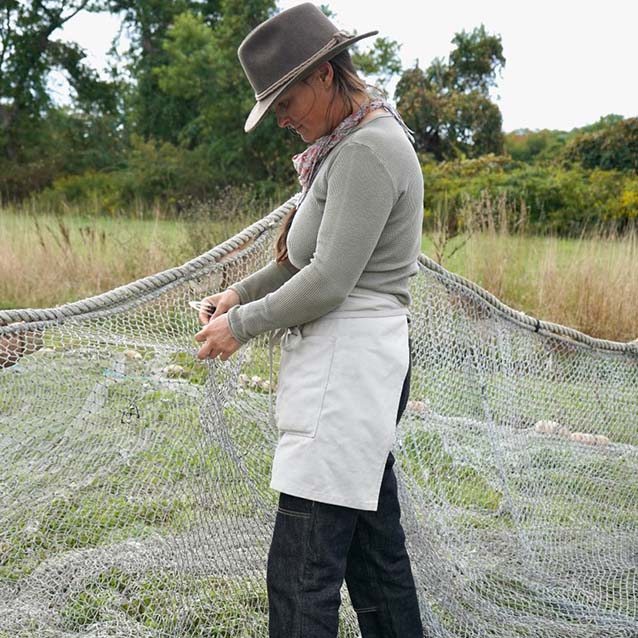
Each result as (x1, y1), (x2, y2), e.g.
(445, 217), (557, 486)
(291, 96), (414, 199)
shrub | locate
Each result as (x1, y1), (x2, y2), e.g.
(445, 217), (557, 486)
(422, 156), (638, 235)
(562, 117), (638, 172)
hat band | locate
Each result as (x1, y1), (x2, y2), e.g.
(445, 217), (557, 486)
(254, 31), (351, 101)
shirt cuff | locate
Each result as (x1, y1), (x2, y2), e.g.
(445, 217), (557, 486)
(228, 284), (249, 305)
(226, 305), (251, 344)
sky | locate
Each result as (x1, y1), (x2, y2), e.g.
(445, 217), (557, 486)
(56, 0), (638, 133)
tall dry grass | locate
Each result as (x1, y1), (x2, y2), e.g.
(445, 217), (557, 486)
(0, 211), (177, 309)
(424, 191), (637, 342)
(533, 228), (637, 341)
(2, 193), (636, 342)
(0, 189), (273, 310)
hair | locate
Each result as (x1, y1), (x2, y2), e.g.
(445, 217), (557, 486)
(275, 50), (369, 264)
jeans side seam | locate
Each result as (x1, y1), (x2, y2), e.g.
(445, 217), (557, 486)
(358, 511), (402, 637)
(298, 500), (316, 638)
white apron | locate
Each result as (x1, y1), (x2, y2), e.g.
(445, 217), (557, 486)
(270, 288), (410, 511)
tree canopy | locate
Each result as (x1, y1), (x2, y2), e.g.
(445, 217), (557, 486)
(1, 1), (633, 227)
(395, 24), (506, 161)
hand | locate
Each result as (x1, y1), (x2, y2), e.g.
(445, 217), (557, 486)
(198, 288), (240, 325)
(195, 313), (241, 361)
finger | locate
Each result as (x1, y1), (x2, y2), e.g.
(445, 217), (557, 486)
(220, 339), (241, 361)
(197, 299), (217, 324)
(204, 347), (220, 360)
(194, 328), (208, 342)
(210, 304), (224, 320)
(196, 339), (212, 359)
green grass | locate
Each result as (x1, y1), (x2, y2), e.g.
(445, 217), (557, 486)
(400, 428), (504, 513)
(1, 205), (637, 636)
(60, 567), (270, 636)
(0, 208), (253, 310)
(408, 356), (638, 445)
(0, 339), (283, 583)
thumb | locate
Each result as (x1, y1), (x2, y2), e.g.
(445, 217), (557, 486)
(209, 302), (224, 321)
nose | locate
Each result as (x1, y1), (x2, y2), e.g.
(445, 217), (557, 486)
(274, 102), (290, 129)
(276, 111), (290, 129)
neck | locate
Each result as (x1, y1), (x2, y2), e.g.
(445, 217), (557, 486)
(327, 91), (370, 132)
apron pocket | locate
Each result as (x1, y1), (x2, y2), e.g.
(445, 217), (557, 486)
(276, 334), (337, 438)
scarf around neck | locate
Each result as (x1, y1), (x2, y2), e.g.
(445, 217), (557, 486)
(292, 96), (414, 198)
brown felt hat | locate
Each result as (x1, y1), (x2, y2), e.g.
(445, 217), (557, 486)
(237, 2), (377, 133)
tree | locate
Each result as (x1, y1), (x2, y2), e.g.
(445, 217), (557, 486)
(0, 0), (118, 162)
(395, 24), (505, 161)
(149, 0), (301, 192)
(562, 117), (638, 172)
(104, 0), (221, 143)
(504, 129), (568, 163)
(352, 36), (402, 92)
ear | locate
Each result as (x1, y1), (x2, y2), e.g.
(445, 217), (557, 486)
(316, 62), (334, 87)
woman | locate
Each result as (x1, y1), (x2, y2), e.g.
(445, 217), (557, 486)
(195, 3), (424, 636)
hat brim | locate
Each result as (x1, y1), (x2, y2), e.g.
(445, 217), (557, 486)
(244, 30), (379, 133)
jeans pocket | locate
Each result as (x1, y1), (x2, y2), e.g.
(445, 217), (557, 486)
(278, 492), (314, 517)
(276, 334), (336, 438)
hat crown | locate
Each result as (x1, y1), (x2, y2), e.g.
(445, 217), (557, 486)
(238, 3), (342, 98)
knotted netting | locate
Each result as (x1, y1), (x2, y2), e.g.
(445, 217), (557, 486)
(1, 195), (637, 638)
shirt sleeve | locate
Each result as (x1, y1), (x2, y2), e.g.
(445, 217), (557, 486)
(229, 259), (298, 305)
(227, 142), (397, 344)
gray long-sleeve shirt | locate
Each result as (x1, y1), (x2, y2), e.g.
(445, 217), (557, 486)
(227, 115), (424, 344)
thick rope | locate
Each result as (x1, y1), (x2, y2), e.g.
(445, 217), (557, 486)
(2, 192), (636, 357)
(0, 195), (300, 329)
(418, 255), (638, 355)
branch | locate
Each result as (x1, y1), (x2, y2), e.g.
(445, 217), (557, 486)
(39, 0), (92, 33)
(59, 0), (92, 27)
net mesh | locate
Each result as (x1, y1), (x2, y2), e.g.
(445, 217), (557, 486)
(1, 196), (637, 638)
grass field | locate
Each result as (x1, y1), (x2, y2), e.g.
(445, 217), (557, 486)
(2, 328), (635, 636)
(1, 204), (636, 342)
(1, 202), (636, 635)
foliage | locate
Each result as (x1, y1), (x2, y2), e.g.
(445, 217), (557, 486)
(0, 1), (120, 156)
(561, 117), (638, 172)
(103, 0), (222, 144)
(0, 1), (123, 199)
(352, 36), (403, 90)
(421, 155), (638, 235)
(504, 128), (569, 163)
(2, 0), (636, 241)
(572, 113), (626, 135)
(7, 1), (410, 209)
(395, 24), (505, 161)
(41, 139), (291, 214)
(504, 115), (635, 167)
(152, 4), (300, 188)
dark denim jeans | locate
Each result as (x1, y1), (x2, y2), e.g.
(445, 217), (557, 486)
(267, 336), (423, 637)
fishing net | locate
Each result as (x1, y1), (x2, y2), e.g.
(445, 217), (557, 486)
(1, 195), (637, 637)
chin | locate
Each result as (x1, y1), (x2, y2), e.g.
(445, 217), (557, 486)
(301, 130), (319, 143)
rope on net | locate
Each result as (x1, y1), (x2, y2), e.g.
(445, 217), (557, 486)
(1, 195), (636, 638)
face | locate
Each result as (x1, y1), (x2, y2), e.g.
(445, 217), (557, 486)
(272, 67), (336, 143)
